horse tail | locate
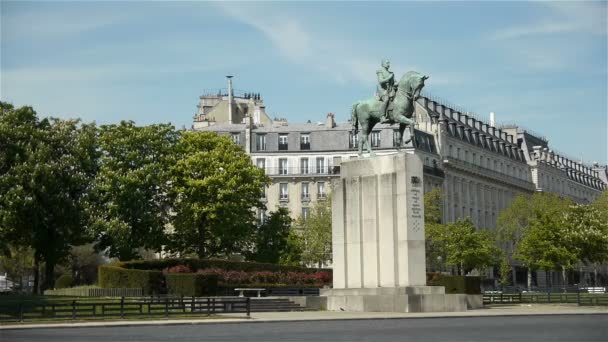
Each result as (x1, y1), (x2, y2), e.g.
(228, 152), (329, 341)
(351, 102), (359, 135)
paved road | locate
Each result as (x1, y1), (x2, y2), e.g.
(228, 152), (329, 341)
(2, 315), (607, 341)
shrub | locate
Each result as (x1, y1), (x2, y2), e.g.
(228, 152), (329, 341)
(54, 274), (73, 289)
(427, 273), (481, 294)
(312, 271), (332, 284)
(163, 265), (193, 274)
(165, 273), (218, 296)
(99, 263), (164, 295)
(122, 258), (330, 275)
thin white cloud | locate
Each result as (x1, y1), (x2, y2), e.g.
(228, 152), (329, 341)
(490, 2), (607, 40)
(215, 3), (382, 85)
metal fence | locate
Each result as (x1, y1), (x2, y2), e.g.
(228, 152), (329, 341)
(483, 291), (608, 306)
(0, 296), (250, 322)
(43, 288), (143, 297)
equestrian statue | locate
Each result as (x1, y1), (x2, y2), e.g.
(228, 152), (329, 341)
(351, 60), (428, 156)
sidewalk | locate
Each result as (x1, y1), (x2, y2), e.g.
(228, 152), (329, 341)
(2, 304), (607, 330)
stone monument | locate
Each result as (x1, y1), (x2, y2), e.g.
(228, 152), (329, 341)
(321, 152), (468, 312)
(321, 63), (468, 312)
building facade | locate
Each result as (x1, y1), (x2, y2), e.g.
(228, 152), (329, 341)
(193, 85), (608, 286)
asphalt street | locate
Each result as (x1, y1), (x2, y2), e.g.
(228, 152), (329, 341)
(2, 315), (607, 342)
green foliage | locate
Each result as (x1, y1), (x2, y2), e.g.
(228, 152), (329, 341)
(514, 209), (578, 272)
(497, 193), (571, 249)
(54, 274), (73, 289)
(424, 187), (443, 225)
(247, 208), (292, 264)
(561, 204), (608, 266)
(91, 121), (178, 260)
(165, 273), (218, 296)
(279, 230), (304, 266)
(444, 219), (500, 275)
(98, 264), (164, 295)
(298, 195), (332, 268)
(0, 103), (98, 291)
(169, 131), (269, 258)
(67, 244), (106, 285)
(499, 257), (512, 287)
(427, 273), (481, 294)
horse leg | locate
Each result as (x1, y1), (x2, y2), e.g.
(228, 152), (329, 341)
(397, 123), (406, 151)
(365, 126), (376, 157)
(357, 124), (365, 157)
(398, 115), (415, 144)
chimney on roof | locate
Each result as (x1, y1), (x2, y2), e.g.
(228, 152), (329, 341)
(326, 112), (336, 128)
(227, 75), (234, 124)
(490, 112), (495, 127)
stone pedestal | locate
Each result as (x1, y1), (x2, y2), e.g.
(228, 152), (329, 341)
(323, 152), (467, 312)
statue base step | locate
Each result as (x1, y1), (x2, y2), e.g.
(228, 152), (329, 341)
(321, 286), (468, 313)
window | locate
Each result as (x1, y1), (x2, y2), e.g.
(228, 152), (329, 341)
(302, 207), (310, 221)
(279, 158), (288, 175)
(256, 158), (265, 170)
(371, 131), (380, 147)
(301, 182), (310, 200)
(457, 147), (461, 160)
(393, 130), (401, 147)
(279, 183), (288, 201)
(279, 134), (288, 150)
(464, 150), (469, 163)
(349, 132), (358, 149)
(317, 182), (326, 199)
(256, 134), (266, 151)
(260, 186), (266, 200)
(316, 157), (325, 174)
(300, 134), (310, 150)
(231, 133), (240, 145)
(300, 158), (309, 174)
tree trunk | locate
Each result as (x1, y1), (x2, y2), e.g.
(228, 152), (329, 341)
(42, 260), (55, 292)
(33, 253), (40, 295)
(197, 225), (206, 259)
(561, 266), (567, 290)
(527, 268), (532, 291)
(594, 265), (598, 287)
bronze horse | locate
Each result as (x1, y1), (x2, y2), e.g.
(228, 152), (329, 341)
(351, 71), (428, 156)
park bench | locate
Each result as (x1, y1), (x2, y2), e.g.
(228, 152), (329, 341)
(234, 288), (265, 298)
(585, 287), (606, 294)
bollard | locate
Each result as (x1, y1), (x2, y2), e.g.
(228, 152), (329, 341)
(72, 300), (76, 320)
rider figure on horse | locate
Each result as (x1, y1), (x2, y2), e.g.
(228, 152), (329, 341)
(376, 59), (396, 122)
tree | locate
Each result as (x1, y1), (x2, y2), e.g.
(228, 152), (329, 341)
(562, 203), (608, 286)
(279, 230), (304, 266)
(497, 193), (571, 288)
(444, 219), (500, 276)
(424, 188), (447, 272)
(247, 208), (292, 264)
(514, 209), (578, 288)
(169, 131), (269, 258)
(0, 103), (98, 291)
(298, 196), (332, 268)
(498, 257), (512, 287)
(91, 121), (178, 260)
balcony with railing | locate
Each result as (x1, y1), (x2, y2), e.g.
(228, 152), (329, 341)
(264, 166), (340, 177)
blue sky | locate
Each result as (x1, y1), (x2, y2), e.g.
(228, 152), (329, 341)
(1, 1), (607, 163)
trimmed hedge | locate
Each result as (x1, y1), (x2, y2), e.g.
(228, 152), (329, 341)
(427, 273), (481, 294)
(122, 258), (329, 274)
(99, 263), (164, 295)
(165, 273), (218, 296)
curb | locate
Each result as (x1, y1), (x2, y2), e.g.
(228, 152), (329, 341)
(2, 310), (607, 330)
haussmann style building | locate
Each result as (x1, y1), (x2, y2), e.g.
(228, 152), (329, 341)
(192, 78), (608, 288)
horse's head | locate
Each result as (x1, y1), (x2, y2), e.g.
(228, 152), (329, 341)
(398, 71), (429, 101)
